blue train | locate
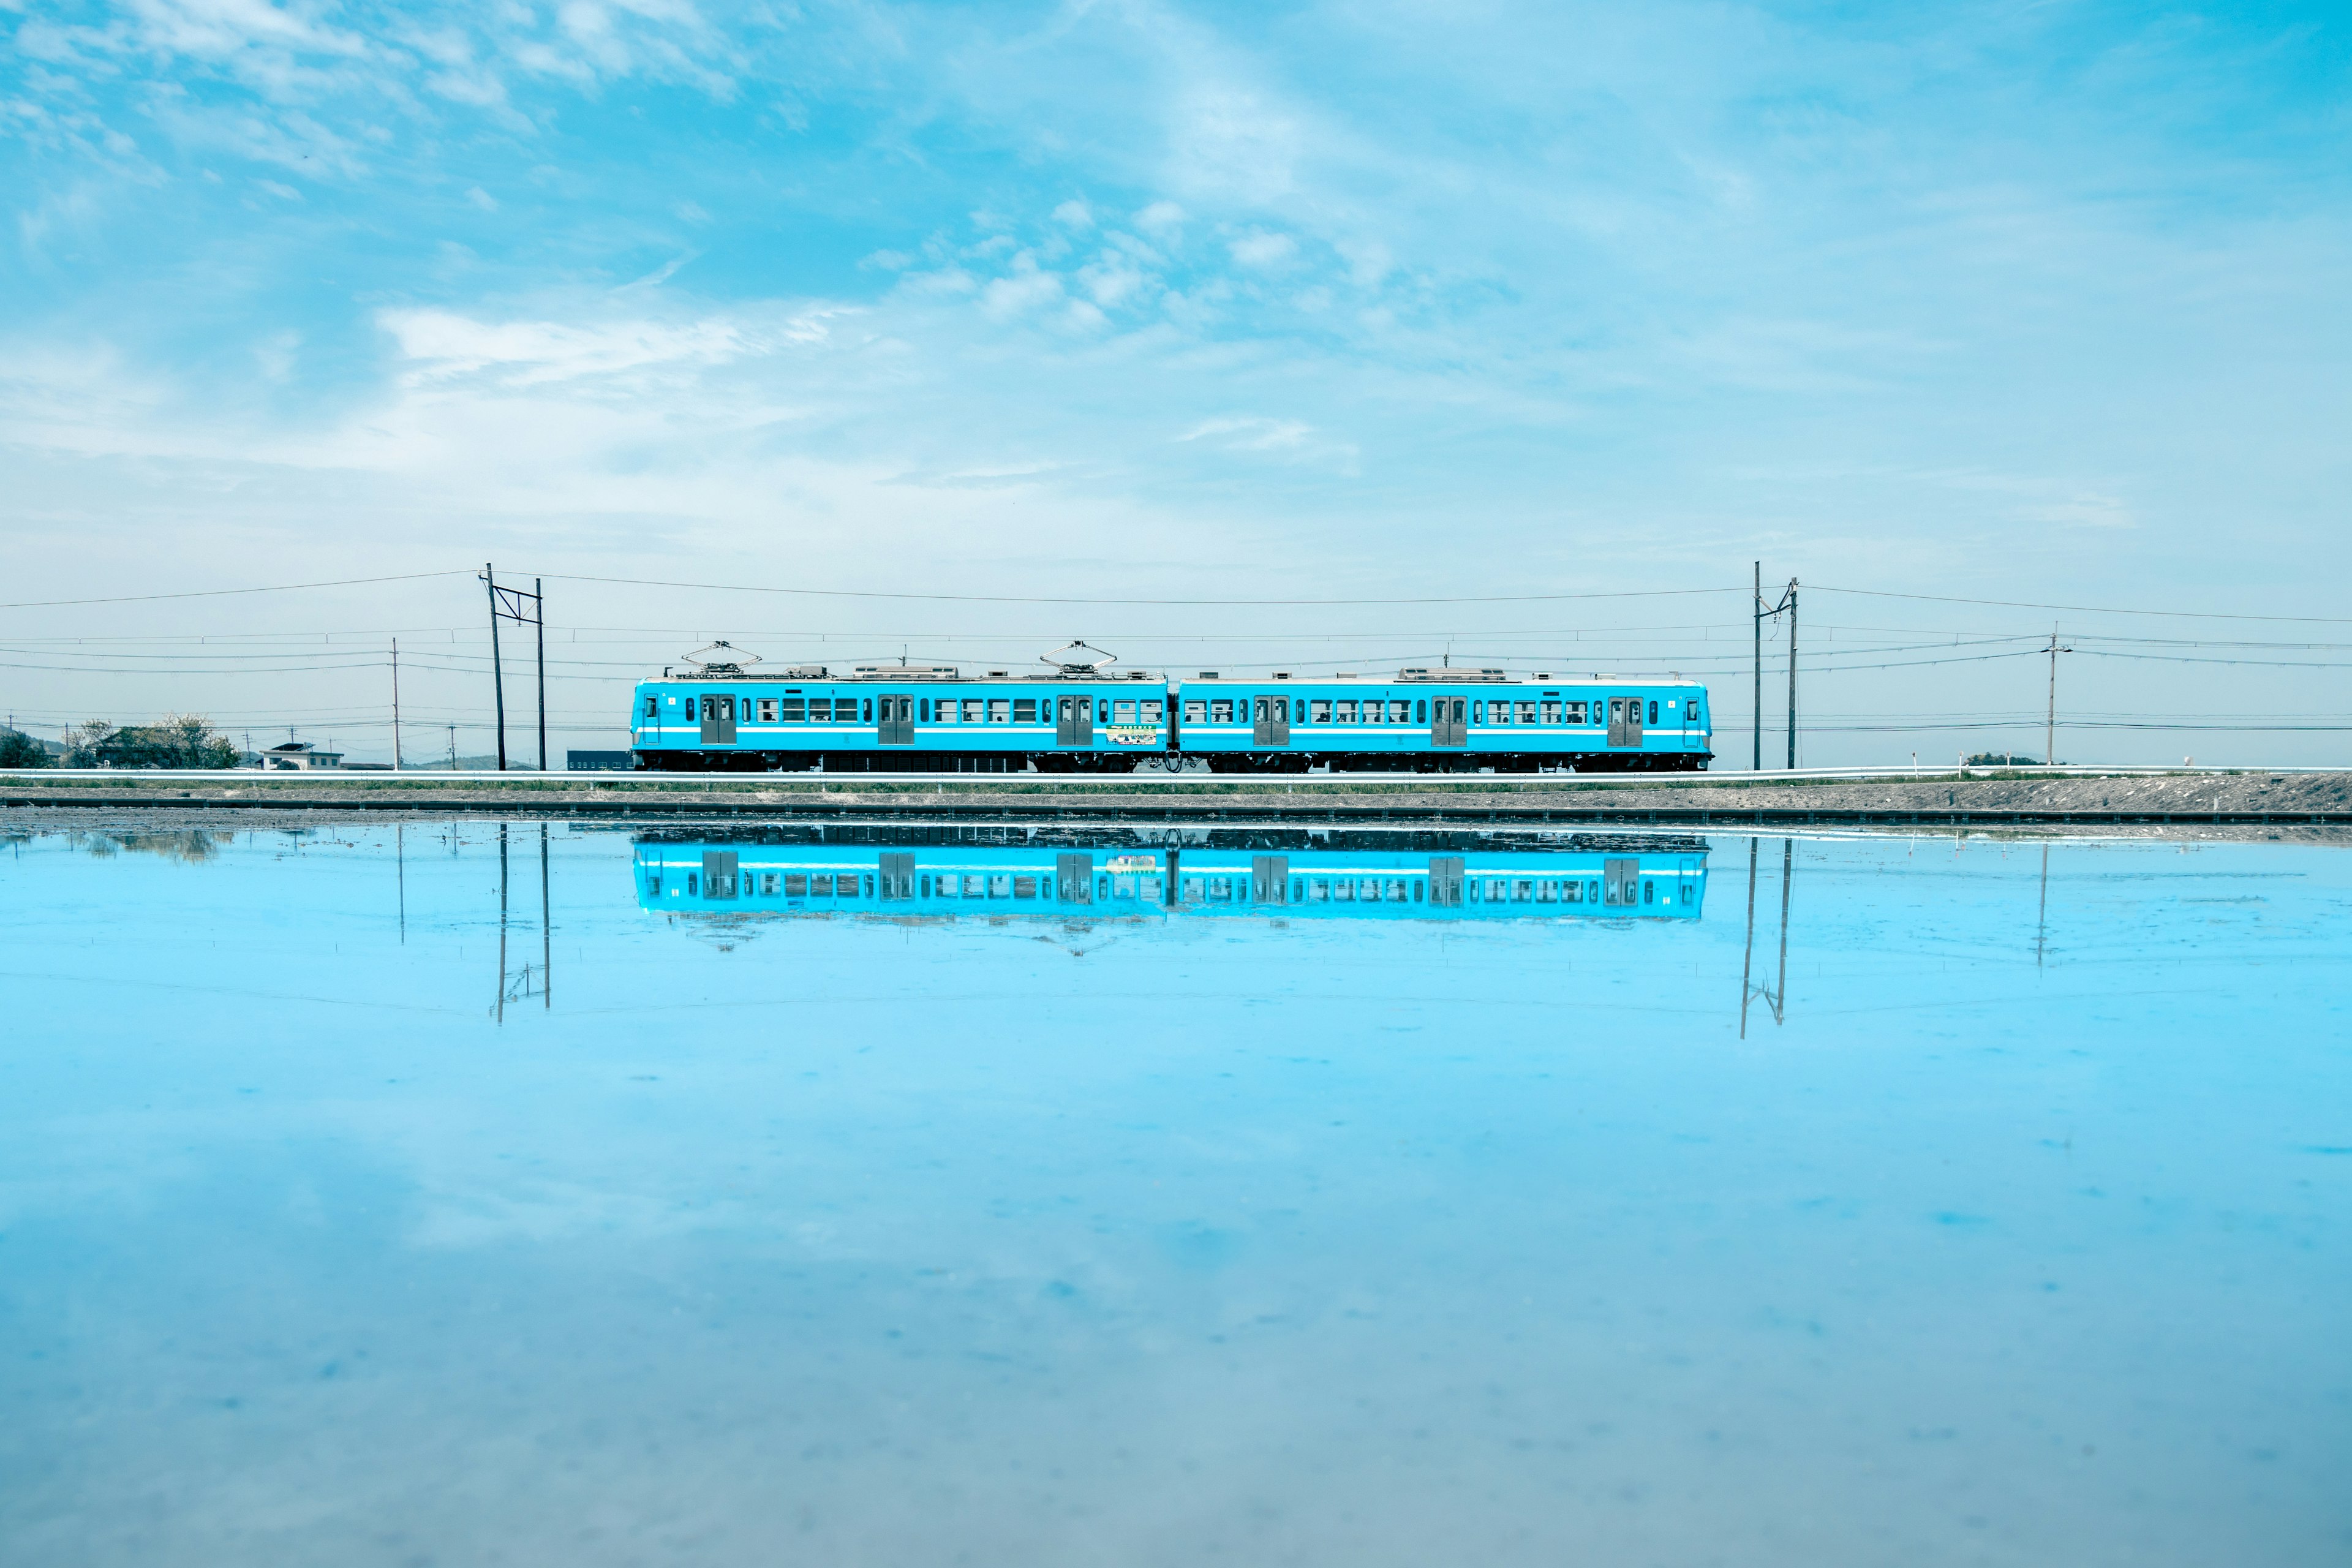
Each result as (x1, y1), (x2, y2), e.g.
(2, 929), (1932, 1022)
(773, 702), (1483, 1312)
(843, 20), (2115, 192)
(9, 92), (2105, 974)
(630, 646), (1711, 774)
(633, 837), (1709, 922)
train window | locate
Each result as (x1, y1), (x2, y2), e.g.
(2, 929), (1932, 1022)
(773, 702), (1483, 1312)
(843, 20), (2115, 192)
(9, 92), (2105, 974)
(1681, 882), (1694, 902)
(761, 873), (778, 894)
(756, 699), (775, 722)
(1648, 701), (1657, 724)
(1540, 701), (1559, 724)
(809, 875), (832, 895)
(1331, 700), (1354, 723)
(1012, 698), (1036, 722)
(956, 699), (978, 722)
(987, 699), (1010, 723)
(687, 873), (699, 895)
(1512, 701), (1534, 723)
(1310, 700), (1331, 722)
(1114, 700), (1137, 723)
(1144, 701), (1164, 722)
(778, 698), (802, 721)
(1365, 700), (1385, 725)
(1294, 699), (1305, 723)
(647, 875), (661, 897)
(807, 698), (831, 722)
(1687, 702), (1702, 725)
(1389, 700), (1409, 722)
(1643, 880), (1654, 903)
(643, 696), (658, 718)
(1471, 701), (1483, 723)
(1412, 879), (1423, 901)
(1211, 699), (1234, 723)
(1489, 702), (1510, 726)
(1415, 700), (1427, 723)
(1184, 700), (1206, 723)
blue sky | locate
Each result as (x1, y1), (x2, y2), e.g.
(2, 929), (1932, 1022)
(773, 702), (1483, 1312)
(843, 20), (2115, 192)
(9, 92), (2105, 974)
(3, 1), (2349, 760)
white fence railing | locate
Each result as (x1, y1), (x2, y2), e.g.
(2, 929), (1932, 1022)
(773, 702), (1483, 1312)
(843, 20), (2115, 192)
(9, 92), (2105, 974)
(4, 763), (2348, 788)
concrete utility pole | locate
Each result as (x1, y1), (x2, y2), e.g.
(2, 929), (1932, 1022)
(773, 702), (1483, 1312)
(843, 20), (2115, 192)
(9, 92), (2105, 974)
(484, 563), (507, 771)
(1752, 561), (1762, 772)
(391, 638), (402, 771)
(535, 577), (548, 772)
(1754, 570), (1798, 770)
(1785, 579), (1799, 771)
(2045, 625), (2070, 765)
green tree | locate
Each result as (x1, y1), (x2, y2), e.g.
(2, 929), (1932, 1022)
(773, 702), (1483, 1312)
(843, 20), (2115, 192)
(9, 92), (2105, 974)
(63, 715), (239, 769)
(0, 728), (50, 767)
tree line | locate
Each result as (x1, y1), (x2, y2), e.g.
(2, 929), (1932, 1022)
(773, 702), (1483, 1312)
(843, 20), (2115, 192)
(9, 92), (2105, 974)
(0, 715), (241, 769)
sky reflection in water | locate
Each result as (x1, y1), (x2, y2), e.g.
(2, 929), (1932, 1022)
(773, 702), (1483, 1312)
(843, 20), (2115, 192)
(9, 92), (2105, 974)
(1, 823), (2346, 1567)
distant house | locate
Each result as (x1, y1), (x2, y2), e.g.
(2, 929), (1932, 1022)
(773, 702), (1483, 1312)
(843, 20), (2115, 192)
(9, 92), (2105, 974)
(262, 741), (342, 771)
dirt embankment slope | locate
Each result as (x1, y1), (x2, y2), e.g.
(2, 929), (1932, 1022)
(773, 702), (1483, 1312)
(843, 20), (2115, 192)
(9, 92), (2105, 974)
(4, 769), (2347, 822)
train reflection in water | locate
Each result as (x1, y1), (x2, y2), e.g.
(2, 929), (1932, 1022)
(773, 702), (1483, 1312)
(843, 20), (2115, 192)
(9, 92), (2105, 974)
(632, 830), (1708, 922)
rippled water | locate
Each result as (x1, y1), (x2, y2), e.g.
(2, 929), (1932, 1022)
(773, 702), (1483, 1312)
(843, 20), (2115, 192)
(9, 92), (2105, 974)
(2, 822), (2346, 1566)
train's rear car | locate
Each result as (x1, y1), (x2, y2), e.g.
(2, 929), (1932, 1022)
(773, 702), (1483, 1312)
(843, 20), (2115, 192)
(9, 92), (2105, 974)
(1172, 669), (1711, 772)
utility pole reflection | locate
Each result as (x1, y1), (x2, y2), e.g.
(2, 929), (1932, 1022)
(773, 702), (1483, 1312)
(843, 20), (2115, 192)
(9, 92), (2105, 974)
(1740, 837), (1795, 1037)
(2036, 842), (2050, 970)
(492, 821), (554, 1020)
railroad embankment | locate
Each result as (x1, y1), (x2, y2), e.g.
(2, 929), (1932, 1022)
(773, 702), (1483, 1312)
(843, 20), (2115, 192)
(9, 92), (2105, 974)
(4, 769), (2348, 829)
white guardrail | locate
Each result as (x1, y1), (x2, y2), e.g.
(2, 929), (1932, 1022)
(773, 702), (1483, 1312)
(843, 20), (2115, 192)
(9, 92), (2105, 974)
(4, 763), (2348, 788)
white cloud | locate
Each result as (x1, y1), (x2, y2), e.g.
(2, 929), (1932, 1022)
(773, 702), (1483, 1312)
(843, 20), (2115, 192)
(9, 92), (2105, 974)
(979, 258), (1065, 319)
(1134, 200), (1185, 234)
(1051, 199), (1093, 228)
(465, 185), (498, 211)
(1227, 230), (1295, 269)
(377, 306), (783, 388)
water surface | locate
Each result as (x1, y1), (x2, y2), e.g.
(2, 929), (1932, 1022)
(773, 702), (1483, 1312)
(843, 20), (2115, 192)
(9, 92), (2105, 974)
(2, 823), (2345, 1566)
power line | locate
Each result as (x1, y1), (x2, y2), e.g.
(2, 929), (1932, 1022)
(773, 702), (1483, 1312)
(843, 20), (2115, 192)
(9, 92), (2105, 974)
(533, 572), (1748, 608)
(0, 571), (473, 611)
(1813, 584), (2352, 625)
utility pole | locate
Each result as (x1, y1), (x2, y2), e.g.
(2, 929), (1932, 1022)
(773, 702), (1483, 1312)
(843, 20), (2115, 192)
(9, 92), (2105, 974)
(391, 638), (403, 771)
(1785, 578), (1798, 771)
(535, 576), (548, 772)
(447, 724), (458, 770)
(481, 566), (546, 772)
(484, 563), (507, 771)
(2045, 624), (2070, 766)
(1754, 570), (1797, 771)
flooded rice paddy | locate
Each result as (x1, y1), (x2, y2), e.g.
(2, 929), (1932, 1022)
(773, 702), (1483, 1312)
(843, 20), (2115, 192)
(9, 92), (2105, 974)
(2, 821), (2346, 1566)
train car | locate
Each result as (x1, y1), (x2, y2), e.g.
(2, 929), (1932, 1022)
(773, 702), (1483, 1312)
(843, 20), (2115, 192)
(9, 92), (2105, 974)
(633, 839), (1708, 922)
(1174, 668), (1712, 773)
(631, 645), (1171, 772)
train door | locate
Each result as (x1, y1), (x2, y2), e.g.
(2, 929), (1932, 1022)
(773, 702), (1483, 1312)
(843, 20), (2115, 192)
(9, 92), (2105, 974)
(1603, 857), (1638, 907)
(1056, 694), (1093, 747)
(1251, 855), (1290, 904)
(1430, 696), (1467, 747)
(1253, 696), (1291, 745)
(878, 694), (913, 746)
(700, 695), (737, 745)
(702, 850), (738, 899)
(1056, 853), (1093, 902)
(1427, 856), (1465, 905)
(879, 852), (914, 899)
(1607, 696), (1643, 748)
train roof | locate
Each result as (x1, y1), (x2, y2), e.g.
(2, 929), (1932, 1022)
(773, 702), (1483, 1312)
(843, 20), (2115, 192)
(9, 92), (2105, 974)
(642, 665), (1703, 686)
